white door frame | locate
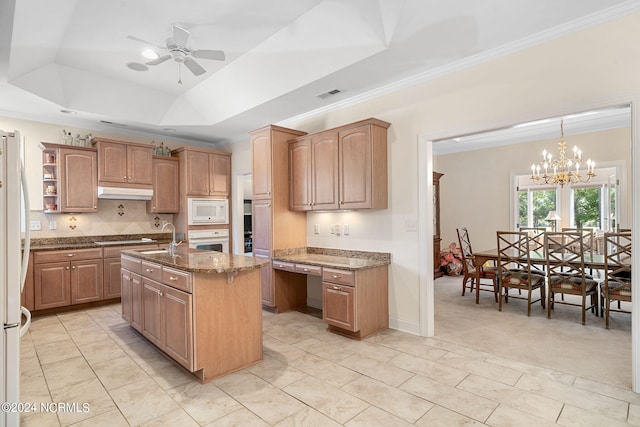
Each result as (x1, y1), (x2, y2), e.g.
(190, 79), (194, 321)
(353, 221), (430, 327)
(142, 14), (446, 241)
(418, 96), (640, 392)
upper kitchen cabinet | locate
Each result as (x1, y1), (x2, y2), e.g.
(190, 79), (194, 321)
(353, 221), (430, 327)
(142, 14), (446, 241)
(147, 156), (179, 213)
(92, 138), (153, 188)
(173, 148), (231, 197)
(289, 118), (390, 211)
(40, 142), (98, 213)
(289, 131), (339, 211)
(251, 125), (307, 200)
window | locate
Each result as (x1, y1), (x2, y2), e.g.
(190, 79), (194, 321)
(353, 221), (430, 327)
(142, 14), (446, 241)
(517, 188), (557, 228)
(572, 186), (601, 228)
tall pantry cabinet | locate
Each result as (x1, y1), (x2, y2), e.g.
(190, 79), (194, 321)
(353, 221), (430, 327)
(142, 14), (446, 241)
(250, 125), (307, 311)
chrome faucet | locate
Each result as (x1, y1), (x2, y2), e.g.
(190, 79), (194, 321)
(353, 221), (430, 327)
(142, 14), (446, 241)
(162, 222), (181, 256)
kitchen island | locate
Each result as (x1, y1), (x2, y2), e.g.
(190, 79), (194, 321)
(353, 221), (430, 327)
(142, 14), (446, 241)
(120, 247), (268, 382)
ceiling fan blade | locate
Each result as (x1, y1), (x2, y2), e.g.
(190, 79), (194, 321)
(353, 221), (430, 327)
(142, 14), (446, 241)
(184, 58), (206, 76)
(172, 24), (190, 47)
(192, 49), (225, 61)
(127, 35), (164, 50)
(146, 54), (171, 66)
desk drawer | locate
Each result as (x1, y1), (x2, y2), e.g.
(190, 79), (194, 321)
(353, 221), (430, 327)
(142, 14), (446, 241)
(295, 263), (322, 276)
(141, 261), (162, 282)
(322, 268), (354, 286)
(162, 267), (192, 293)
(273, 261), (295, 272)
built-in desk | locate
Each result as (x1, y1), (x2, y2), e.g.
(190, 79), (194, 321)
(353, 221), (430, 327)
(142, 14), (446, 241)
(272, 248), (390, 339)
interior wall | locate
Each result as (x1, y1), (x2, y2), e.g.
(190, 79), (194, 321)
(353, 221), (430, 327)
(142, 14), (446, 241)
(0, 116), (209, 238)
(435, 126), (632, 251)
(229, 11), (640, 334)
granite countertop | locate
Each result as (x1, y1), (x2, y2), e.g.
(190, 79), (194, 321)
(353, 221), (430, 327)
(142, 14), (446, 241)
(26, 233), (173, 251)
(272, 247), (391, 271)
(122, 247), (269, 274)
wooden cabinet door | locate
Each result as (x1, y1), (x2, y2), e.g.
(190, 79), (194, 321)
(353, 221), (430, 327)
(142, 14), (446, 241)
(322, 282), (357, 332)
(131, 272), (143, 332)
(252, 200), (272, 252)
(162, 284), (193, 370)
(312, 132), (339, 210)
(148, 157), (179, 213)
(209, 153), (230, 196)
(121, 269), (132, 323)
(289, 139), (311, 211)
(338, 124), (372, 209)
(97, 141), (127, 184)
(104, 258), (122, 299)
(126, 145), (153, 185)
(142, 277), (163, 347)
(59, 148), (97, 212)
(254, 250), (273, 306)
(34, 262), (71, 310)
(70, 260), (103, 304)
(251, 132), (272, 200)
(185, 150), (210, 196)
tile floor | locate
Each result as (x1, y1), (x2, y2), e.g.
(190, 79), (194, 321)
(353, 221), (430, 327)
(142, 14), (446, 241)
(19, 275), (638, 426)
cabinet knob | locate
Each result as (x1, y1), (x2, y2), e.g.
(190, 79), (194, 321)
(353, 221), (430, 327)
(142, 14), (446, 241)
(66, 253), (75, 257)
(123, 176), (127, 179)
(332, 286), (340, 290)
(169, 276), (178, 281)
(159, 291), (164, 297)
(332, 274), (341, 279)
(66, 266), (70, 270)
(71, 266), (76, 270)
(303, 268), (309, 272)
(146, 268), (154, 272)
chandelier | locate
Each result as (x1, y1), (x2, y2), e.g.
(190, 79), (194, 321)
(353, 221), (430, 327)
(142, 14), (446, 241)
(530, 120), (595, 187)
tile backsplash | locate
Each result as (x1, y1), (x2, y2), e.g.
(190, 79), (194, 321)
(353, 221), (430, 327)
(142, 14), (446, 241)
(28, 199), (173, 238)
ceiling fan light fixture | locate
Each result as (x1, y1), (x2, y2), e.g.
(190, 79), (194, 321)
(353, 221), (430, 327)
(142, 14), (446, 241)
(141, 48), (159, 60)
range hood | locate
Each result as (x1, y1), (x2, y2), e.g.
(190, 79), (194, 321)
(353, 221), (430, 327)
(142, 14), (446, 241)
(97, 186), (153, 200)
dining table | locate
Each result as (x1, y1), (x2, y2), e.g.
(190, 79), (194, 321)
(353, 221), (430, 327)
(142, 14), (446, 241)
(471, 248), (608, 304)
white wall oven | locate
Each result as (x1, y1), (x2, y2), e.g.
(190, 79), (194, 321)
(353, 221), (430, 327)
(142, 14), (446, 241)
(188, 229), (229, 253)
(187, 198), (228, 225)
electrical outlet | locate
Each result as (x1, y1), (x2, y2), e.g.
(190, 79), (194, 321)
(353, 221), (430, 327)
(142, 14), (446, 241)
(314, 224), (319, 234)
(405, 219), (417, 232)
(30, 221), (41, 231)
(343, 224), (349, 235)
(49, 220), (57, 230)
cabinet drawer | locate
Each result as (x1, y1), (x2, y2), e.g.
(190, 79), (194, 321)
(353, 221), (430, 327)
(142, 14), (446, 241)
(322, 268), (354, 286)
(162, 267), (192, 293)
(104, 244), (158, 258)
(141, 261), (162, 281)
(295, 263), (322, 276)
(121, 255), (141, 273)
(35, 247), (103, 263)
(272, 261), (295, 272)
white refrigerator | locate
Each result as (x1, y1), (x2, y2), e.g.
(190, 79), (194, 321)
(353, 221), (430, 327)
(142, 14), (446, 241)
(1, 130), (31, 427)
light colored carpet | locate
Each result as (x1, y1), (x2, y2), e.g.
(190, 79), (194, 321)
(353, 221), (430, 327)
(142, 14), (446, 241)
(434, 274), (632, 389)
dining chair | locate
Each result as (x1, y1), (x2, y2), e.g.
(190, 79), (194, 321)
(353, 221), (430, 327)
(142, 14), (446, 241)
(545, 231), (599, 325)
(519, 227), (547, 274)
(496, 231), (546, 316)
(456, 227), (498, 302)
(601, 231), (632, 329)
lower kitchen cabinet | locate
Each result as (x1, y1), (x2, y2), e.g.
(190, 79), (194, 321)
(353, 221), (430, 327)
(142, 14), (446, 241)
(321, 265), (388, 339)
(103, 244), (158, 299)
(33, 248), (104, 310)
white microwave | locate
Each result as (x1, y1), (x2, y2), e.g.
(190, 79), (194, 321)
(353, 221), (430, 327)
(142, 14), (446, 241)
(187, 198), (229, 225)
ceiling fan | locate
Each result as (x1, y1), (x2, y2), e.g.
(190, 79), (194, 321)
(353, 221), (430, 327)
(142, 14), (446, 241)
(127, 24), (225, 77)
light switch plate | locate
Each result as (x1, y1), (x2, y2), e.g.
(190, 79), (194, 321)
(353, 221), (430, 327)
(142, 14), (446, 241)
(314, 224), (319, 234)
(343, 224), (349, 235)
(49, 220), (57, 230)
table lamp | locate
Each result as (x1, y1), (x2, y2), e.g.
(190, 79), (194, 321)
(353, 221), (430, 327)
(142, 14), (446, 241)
(545, 210), (561, 231)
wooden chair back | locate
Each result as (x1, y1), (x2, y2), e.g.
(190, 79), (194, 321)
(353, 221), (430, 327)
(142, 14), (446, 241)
(603, 231), (632, 296)
(456, 227), (475, 275)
